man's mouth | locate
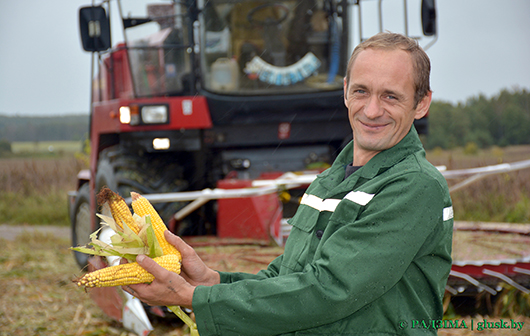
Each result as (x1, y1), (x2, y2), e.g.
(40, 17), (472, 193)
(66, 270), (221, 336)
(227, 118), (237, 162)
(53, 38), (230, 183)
(359, 120), (388, 131)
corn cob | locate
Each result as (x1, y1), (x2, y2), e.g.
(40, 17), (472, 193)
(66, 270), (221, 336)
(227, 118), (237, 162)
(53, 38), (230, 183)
(76, 254), (181, 288)
(76, 190), (195, 334)
(130, 192), (180, 256)
(97, 187), (141, 234)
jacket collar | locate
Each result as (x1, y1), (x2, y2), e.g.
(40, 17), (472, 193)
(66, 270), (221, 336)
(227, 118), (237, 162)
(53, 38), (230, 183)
(319, 126), (424, 191)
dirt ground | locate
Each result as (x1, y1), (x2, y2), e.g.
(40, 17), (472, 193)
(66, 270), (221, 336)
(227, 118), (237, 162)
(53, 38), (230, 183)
(1, 224), (529, 336)
(0, 224), (70, 241)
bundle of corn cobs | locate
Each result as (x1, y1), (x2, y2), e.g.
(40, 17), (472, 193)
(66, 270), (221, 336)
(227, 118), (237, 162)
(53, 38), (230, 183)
(72, 187), (198, 335)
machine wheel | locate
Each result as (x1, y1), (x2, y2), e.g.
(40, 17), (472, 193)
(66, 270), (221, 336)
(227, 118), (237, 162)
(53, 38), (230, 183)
(96, 153), (118, 193)
(71, 183), (95, 269)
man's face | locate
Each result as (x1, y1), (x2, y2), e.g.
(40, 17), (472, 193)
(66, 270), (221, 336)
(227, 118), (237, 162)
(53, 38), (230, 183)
(344, 48), (431, 165)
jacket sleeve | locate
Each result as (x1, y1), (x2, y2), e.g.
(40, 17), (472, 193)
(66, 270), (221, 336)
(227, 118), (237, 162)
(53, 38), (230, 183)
(192, 173), (449, 336)
(218, 254), (284, 283)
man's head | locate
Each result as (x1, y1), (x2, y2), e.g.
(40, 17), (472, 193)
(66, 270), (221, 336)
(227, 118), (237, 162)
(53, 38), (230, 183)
(343, 32), (432, 166)
(345, 32), (431, 108)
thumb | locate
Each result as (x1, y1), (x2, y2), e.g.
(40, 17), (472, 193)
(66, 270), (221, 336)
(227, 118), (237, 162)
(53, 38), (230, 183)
(135, 254), (164, 277)
(164, 230), (194, 257)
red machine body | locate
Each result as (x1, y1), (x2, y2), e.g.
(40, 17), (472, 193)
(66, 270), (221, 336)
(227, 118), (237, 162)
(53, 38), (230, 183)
(216, 179), (283, 241)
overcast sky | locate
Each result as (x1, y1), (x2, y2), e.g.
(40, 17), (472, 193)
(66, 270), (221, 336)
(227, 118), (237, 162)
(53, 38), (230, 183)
(0, 0), (529, 116)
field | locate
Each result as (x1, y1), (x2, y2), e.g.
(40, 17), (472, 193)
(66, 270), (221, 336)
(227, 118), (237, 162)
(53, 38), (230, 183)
(2, 230), (529, 335)
(0, 156), (86, 226)
(11, 141), (83, 155)
(0, 231), (286, 336)
(1, 143), (530, 335)
(426, 145), (530, 223)
(2, 142), (530, 226)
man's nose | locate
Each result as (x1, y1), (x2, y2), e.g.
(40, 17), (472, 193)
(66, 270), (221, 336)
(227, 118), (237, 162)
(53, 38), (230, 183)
(364, 96), (384, 119)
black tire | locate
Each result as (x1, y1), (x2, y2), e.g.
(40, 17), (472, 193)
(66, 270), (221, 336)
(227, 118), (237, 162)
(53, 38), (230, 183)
(95, 153), (118, 193)
(71, 183), (95, 269)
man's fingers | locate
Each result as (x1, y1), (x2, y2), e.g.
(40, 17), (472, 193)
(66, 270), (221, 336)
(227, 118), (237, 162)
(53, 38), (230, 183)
(135, 254), (165, 278)
(164, 230), (194, 256)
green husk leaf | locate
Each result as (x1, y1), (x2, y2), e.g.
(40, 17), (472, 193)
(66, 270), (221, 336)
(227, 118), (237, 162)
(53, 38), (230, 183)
(120, 212), (137, 236)
(135, 213), (149, 245)
(145, 215), (164, 258)
(70, 245), (114, 257)
(97, 209), (121, 233)
(109, 226), (145, 248)
(72, 194), (165, 262)
(71, 237), (143, 262)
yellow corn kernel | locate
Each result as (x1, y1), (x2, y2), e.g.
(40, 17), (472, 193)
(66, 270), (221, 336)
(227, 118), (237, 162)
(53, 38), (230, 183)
(131, 192), (180, 256)
(76, 254), (181, 288)
(98, 188), (141, 234)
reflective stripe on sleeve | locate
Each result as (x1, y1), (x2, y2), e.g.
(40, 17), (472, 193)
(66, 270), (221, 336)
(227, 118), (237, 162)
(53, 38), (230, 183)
(443, 206), (454, 221)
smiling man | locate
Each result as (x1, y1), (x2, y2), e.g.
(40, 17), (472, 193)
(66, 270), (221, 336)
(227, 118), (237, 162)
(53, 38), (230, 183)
(124, 32), (454, 335)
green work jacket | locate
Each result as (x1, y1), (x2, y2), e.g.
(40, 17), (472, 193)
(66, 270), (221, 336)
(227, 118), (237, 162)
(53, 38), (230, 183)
(193, 127), (453, 335)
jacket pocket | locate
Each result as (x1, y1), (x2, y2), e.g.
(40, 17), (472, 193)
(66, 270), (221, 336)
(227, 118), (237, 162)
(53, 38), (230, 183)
(281, 206), (320, 273)
(287, 203), (320, 232)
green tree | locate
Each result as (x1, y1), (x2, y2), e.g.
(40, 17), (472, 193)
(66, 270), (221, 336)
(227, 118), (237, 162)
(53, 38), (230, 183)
(425, 88), (530, 149)
(0, 138), (12, 155)
(425, 101), (457, 149)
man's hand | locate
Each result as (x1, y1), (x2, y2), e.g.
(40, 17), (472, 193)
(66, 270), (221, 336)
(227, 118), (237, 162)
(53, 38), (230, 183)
(124, 254), (195, 308)
(164, 230), (220, 287)
(122, 231), (220, 308)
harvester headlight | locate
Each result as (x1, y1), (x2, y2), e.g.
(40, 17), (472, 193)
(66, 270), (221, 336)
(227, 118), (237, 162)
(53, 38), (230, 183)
(119, 106), (131, 124)
(119, 105), (140, 125)
(141, 105), (168, 124)
(153, 138), (170, 150)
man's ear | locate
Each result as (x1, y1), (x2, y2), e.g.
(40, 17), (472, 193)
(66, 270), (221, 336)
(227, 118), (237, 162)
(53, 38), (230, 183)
(414, 91), (432, 120)
(343, 77), (348, 107)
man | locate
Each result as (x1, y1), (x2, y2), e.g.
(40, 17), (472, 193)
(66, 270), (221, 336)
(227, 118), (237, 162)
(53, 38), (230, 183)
(124, 32), (454, 335)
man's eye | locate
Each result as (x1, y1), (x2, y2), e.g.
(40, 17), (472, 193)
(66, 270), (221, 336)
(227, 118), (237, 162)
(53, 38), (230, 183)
(354, 89), (366, 94)
(386, 95), (397, 100)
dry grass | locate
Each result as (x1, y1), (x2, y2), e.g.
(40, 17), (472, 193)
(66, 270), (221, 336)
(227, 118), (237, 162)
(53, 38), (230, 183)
(452, 230), (530, 261)
(0, 157), (84, 195)
(1, 231), (529, 335)
(426, 145), (530, 223)
(0, 156), (86, 225)
(0, 232), (118, 336)
(2, 144), (530, 225)
(0, 231), (283, 336)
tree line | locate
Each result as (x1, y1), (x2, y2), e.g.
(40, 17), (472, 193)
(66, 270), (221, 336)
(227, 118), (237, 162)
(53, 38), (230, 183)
(0, 114), (89, 142)
(424, 88), (530, 150)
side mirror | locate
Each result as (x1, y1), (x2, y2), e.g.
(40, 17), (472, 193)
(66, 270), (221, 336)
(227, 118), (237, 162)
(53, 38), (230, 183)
(79, 6), (111, 52)
(421, 0), (436, 36)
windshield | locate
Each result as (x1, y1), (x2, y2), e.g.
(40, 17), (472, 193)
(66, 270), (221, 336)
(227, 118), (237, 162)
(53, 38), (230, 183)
(200, 0), (345, 95)
(120, 0), (192, 97)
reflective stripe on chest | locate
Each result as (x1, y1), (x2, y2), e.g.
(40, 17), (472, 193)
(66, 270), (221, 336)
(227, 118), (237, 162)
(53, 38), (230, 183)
(300, 191), (375, 212)
(300, 191), (454, 221)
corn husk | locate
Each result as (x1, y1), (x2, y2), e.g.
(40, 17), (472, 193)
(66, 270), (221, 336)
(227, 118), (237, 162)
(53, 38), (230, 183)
(71, 203), (164, 261)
